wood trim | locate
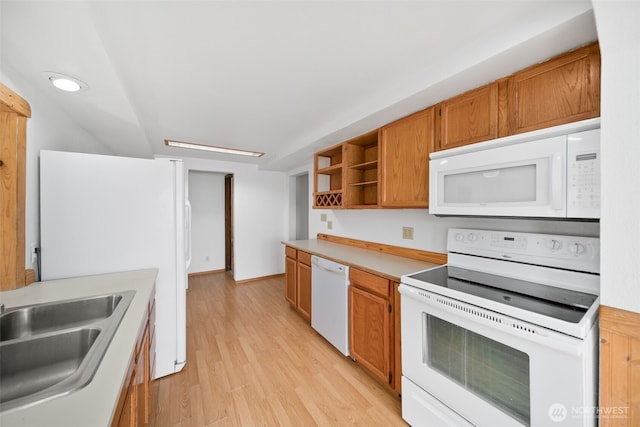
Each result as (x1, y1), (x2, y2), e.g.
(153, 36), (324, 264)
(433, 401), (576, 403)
(188, 269), (226, 279)
(601, 305), (640, 341)
(25, 269), (36, 285)
(1, 83), (31, 290)
(234, 273), (285, 285)
(317, 233), (447, 265)
(0, 82), (31, 118)
(600, 305), (640, 427)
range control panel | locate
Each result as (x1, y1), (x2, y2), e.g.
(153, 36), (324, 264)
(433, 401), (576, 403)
(448, 228), (600, 273)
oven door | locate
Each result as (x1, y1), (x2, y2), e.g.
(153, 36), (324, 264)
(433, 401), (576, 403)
(429, 135), (566, 217)
(400, 284), (597, 427)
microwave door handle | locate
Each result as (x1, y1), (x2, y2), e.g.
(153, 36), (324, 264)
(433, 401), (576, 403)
(550, 154), (564, 210)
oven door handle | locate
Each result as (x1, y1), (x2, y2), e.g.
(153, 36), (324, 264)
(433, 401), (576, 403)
(399, 284), (587, 357)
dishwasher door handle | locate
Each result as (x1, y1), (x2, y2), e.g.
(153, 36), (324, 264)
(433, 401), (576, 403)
(312, 256), (346, 274)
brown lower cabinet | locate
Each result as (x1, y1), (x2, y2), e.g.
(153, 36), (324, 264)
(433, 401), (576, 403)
(284, 247), (403, 394)
(112, 297), (155, 427)
(349, 268), (401, 393)
(284, 246), (312, 322)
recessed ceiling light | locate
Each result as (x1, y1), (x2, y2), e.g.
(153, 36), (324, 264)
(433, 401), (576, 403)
(42, 72), (88, 92)
(165, 139), (264, 157)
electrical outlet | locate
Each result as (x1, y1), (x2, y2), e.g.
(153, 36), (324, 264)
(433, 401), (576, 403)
(327, 220), (333, 230)
(320, 213), (327, 222)
(402, 226), (414, 240)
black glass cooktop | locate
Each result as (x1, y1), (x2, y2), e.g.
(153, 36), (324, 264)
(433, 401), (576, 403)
(407, 266), (598, 323)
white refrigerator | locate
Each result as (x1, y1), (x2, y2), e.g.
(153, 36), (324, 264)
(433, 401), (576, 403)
(39, 150), (190, 379)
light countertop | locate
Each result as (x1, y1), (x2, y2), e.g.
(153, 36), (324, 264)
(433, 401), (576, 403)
(0, 269), (157, 427)
(283, 239), (442, 281)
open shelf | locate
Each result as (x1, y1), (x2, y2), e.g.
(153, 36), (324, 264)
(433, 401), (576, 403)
(314, 142), (345, 208)
(317, 163), (343, 175)
(349, 181), (378, 187)
(313, 130), (380, 209)
(344, 130), (379, 208)
(349, 160), (378, 171)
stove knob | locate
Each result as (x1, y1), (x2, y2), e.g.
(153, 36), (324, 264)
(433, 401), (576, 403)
(570, 243), (586, 255)
(546, 239), (562, 251)
(467, 233), (478, 242)
(455, 233), (464, 242)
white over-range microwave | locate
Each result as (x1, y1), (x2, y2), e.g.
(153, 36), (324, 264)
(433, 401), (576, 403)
(429, 119), (601, 219)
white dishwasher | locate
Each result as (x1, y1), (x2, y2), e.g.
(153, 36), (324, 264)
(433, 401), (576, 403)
(311, 255), (350, 356)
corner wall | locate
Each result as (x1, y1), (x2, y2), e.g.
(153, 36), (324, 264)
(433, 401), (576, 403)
(1, 69), (112, 279)
(593, 1), (640, 313)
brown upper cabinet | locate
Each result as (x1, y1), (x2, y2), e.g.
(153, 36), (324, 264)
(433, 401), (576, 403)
(311, 42), (600, 209)
(508, 42), (600, 135)
(437, 81), (505, 151)
(379, 107), (435, 208)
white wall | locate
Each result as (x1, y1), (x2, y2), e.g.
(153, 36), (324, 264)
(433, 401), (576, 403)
(2, 68), (289, 284)
(177, 157), (289, 282)
(593, 1), (640, 314)
(1, 68), (112, 279)
(298, 1), (640, 317)
(187, 171), (226, 274)
(301, 162), (599, 253)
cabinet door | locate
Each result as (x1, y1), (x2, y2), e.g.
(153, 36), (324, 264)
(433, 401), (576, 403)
(509, 42), (600, 134)
(296, 261), (312, 322)
(379, 107), (435, 208)
(438, 82), (500, 150)
(349, 286), (391, 385)
(285, 255), (297, 307)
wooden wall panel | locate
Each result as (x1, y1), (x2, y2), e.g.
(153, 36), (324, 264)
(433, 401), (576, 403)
(600, 305), (640, 427)
(0, 82), (31, 290)
(317, 233), (447, 265)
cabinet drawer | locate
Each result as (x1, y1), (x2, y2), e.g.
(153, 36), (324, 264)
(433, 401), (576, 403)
(285, 246), (297, 259)
(350, 268), (390, 297)
(297, 251), (311, 266)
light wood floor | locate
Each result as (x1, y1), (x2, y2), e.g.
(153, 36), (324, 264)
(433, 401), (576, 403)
(149, 272), (407, 427)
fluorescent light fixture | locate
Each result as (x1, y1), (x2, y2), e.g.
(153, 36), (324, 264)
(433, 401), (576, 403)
(165, 139), (264, 157)
(43, 72), (88, 92)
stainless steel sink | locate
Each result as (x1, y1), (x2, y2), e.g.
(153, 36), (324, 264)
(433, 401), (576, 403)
(0, 290), (135, 412)
(0, 328), (100, 403)
(0, 294), (123, 341)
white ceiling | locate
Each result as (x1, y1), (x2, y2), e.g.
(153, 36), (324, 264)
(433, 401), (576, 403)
(1, 1), (597, 171)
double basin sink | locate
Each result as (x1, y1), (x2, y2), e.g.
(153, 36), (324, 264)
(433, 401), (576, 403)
(0, 290), (135, 412)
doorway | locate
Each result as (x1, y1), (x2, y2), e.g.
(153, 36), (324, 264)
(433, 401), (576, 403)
(290, 172), (309, 240)
(186, 171), (233, 275)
